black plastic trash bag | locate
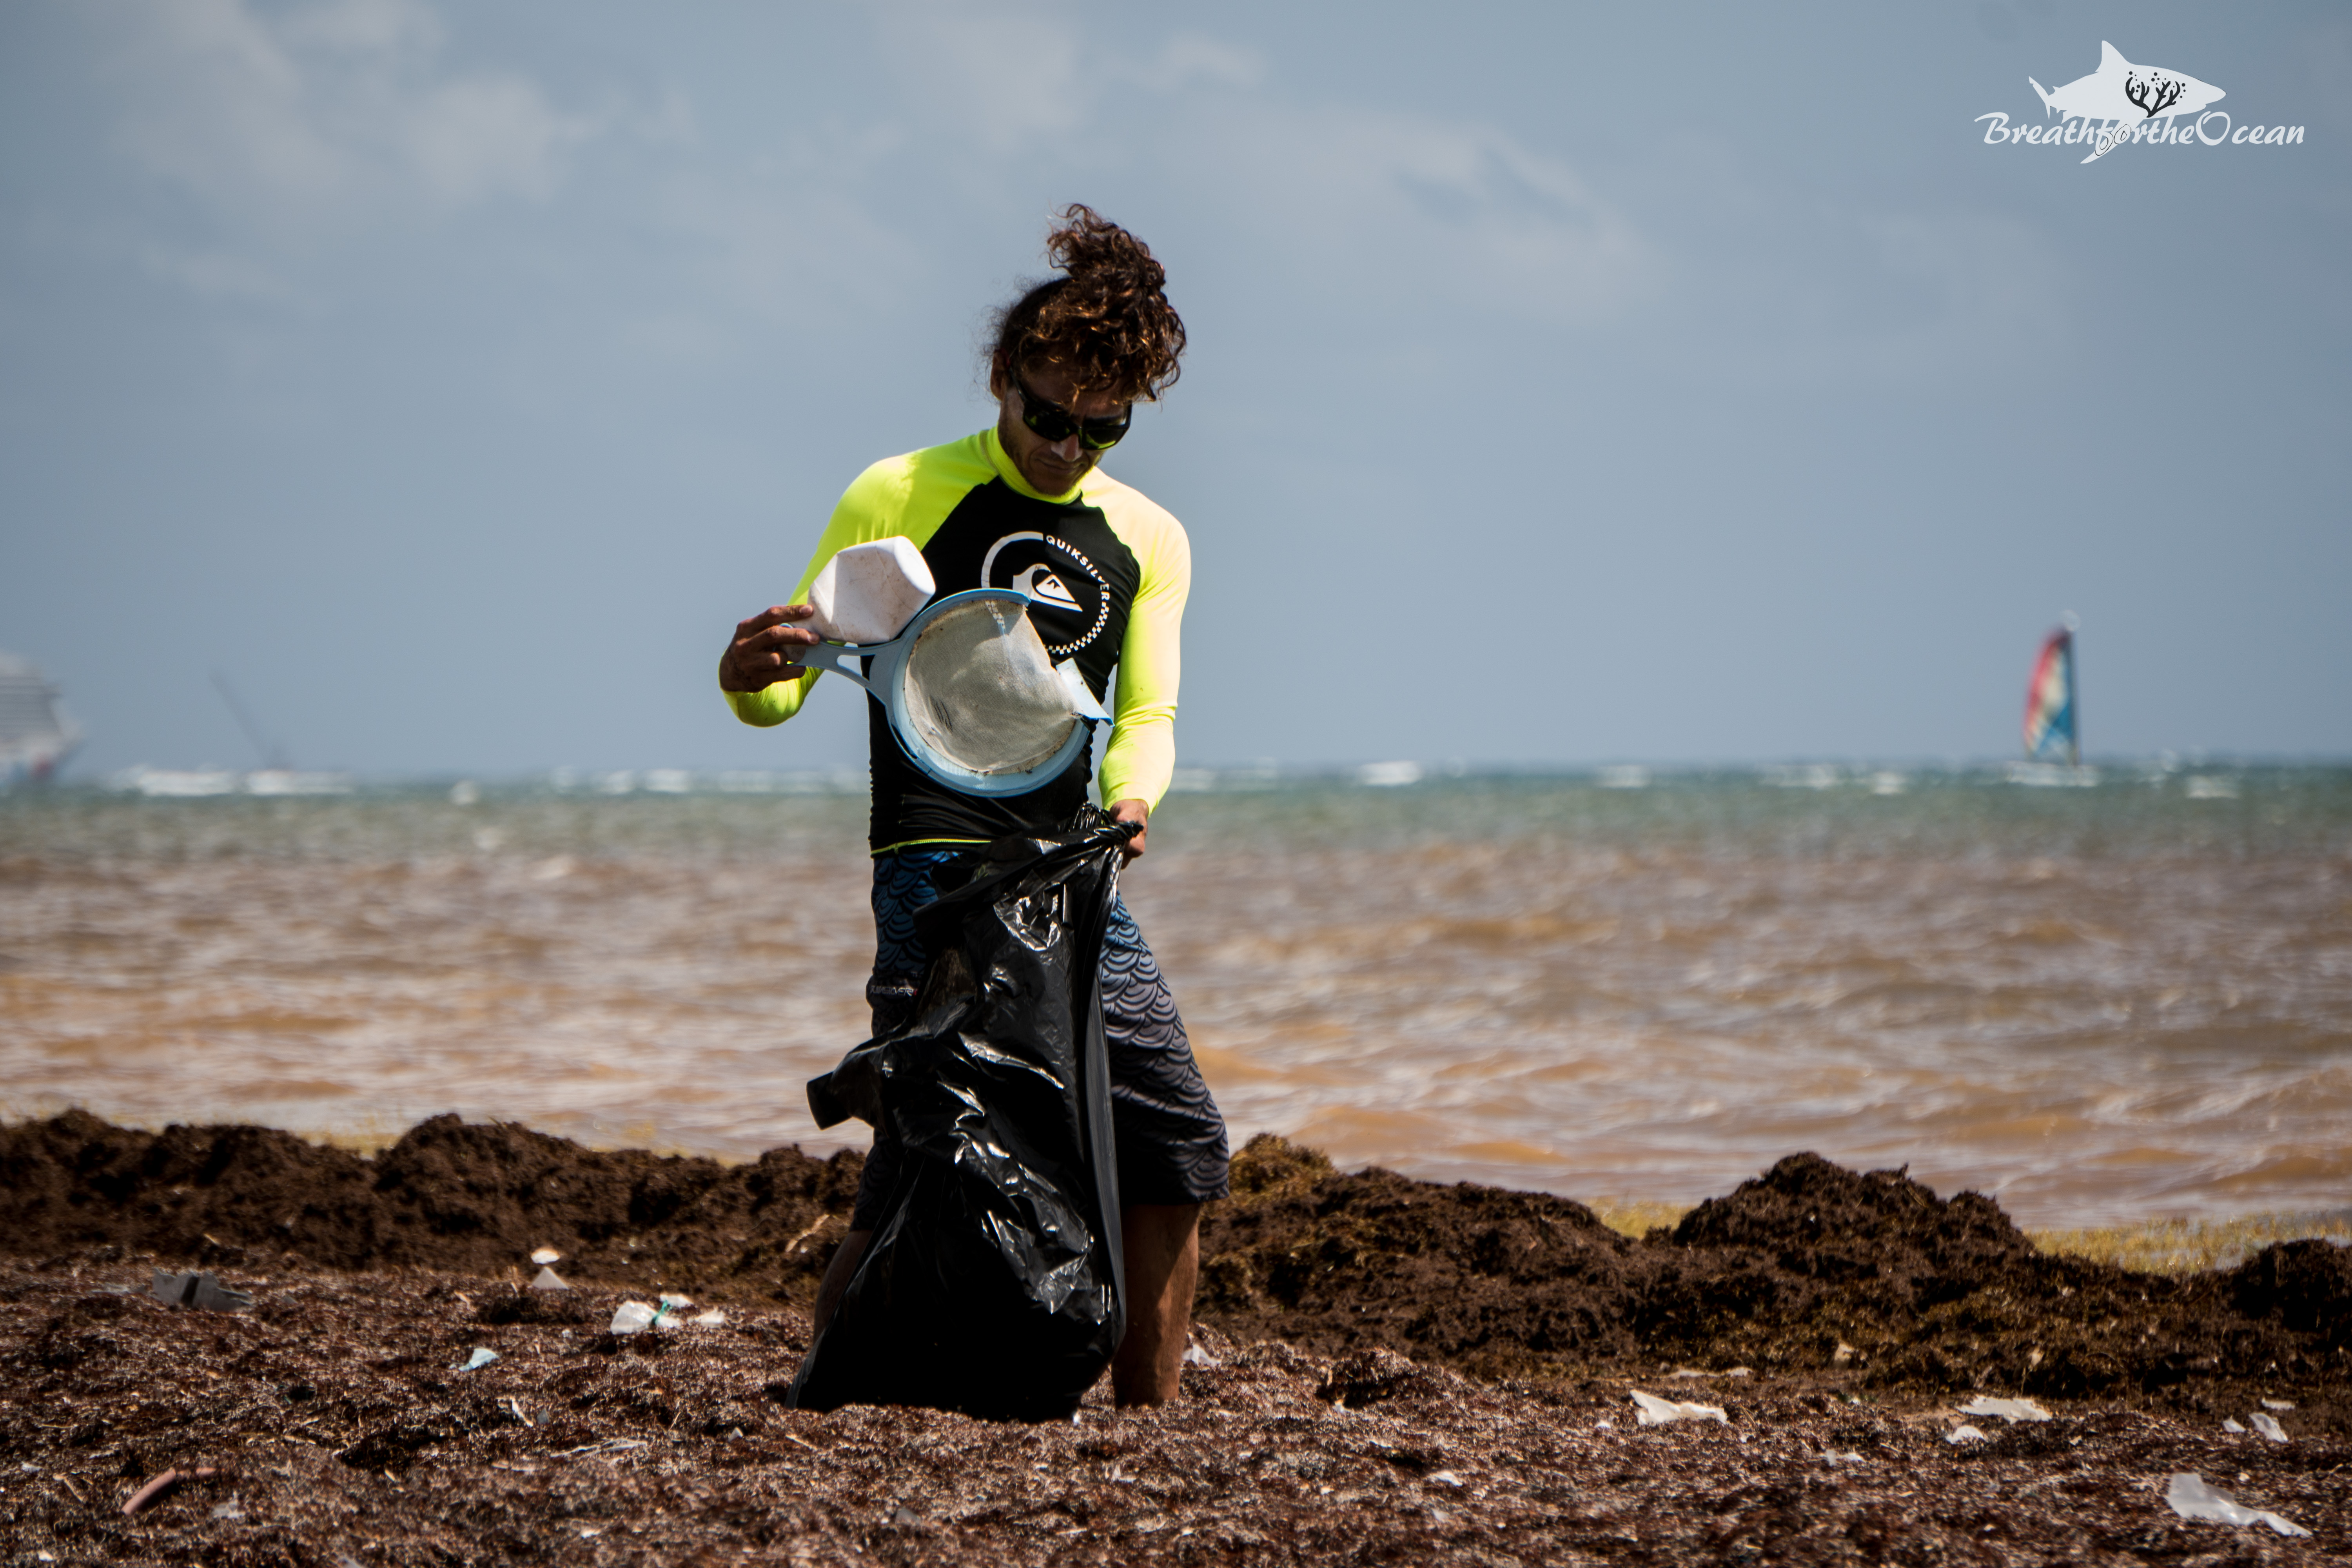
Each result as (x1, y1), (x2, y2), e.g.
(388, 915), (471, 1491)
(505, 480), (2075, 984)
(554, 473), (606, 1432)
(789, 818), (1135, 1421)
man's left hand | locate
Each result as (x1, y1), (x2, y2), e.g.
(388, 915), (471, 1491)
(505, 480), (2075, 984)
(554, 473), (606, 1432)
(1108, 798), (1149, 859)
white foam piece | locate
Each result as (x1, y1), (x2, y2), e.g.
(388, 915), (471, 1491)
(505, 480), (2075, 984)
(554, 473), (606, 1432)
(1958, 1395), (2051, 1423)
(2249, 1411), (2288, 1442)
(1631, 1390), (1726, 1426)
(2163, 1473), (2308, 1536)
(808, 537), (935, 644)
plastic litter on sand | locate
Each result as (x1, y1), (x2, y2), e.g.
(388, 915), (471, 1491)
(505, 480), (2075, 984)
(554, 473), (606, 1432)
(457, 1347), (499, 1372)
(691, 1308), (727, 1328)
(1943, 1425), (1989, 1446)
(528, 1265), (570, 1292)
(149, 1269), (251, 1313)
(2259, 1398), (2295, 1410)
(2248, 1412), (2288, 1442)
(2222, 1417), (2247, 1434)
(1630, 1390), (1726, 1426)
(2163, 1473), (2309, 1537)
(608, 1301), (658, 1335)
(529, 1248), (562, 1266)
(1957, 1395), (2051, 1424)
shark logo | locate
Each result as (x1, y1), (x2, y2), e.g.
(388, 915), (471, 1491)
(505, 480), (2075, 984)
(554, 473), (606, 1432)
(2028, 42), (2224, 162)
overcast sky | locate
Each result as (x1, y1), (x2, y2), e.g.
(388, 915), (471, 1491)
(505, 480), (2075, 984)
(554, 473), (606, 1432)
(3, 1), (2345, 777)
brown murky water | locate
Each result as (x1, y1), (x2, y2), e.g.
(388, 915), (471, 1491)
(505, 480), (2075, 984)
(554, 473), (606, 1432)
(3, 768), (2347, 1226)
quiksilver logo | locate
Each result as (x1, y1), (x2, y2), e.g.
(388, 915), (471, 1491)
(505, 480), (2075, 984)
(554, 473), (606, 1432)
(1976, 42), (2304, 164)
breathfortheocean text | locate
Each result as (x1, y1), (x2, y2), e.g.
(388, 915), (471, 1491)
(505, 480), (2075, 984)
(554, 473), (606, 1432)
(1977, 112), (2305, 151)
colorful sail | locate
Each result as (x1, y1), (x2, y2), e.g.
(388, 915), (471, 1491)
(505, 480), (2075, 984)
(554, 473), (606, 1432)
(2022, 628), (2078, 766)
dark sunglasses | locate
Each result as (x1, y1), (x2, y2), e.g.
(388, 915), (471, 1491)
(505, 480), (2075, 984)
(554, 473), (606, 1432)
(1013, 372), (1131, 451)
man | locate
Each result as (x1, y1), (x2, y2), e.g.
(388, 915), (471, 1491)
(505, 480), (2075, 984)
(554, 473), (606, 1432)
(718, 205), (1226, 1406)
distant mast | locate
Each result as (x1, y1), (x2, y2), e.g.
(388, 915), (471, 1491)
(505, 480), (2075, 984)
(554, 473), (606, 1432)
(2022, 623), (2079, 768)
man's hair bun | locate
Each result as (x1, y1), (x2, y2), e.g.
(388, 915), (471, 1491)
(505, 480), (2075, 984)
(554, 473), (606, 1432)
(991, 205), (1186, 403)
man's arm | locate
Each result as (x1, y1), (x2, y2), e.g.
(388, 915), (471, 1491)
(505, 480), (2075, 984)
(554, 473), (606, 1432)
(1098, 495), (1190, 858)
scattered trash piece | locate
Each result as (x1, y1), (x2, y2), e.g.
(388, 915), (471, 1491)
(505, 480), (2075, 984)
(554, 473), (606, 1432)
(2248, 1412), (2288, 1443)
(609, 1301), (658, 1335)
(2259, 1398), (2294, 1411)
(211, 1497), (244, 1521)
(1593, 1419), (1613, 1431)
(528, 1266), (570, 1292)
(1944, 1425), (1989, 1446)
(2222, 1417), (2247, 1434)
(1822, 1450), (1867, 1465)
(659, 1293), (695, 1312)
(1958, 1396), (2051, 1424)
(1426, 1470), (1464, 1488)
(1181, 1342), (1220, 1368)
(150, 1269), (252, 1313)
(2163, 1473), (2308, 1537)
(123, 1466), (218, 1516)
(556, 1437), (650, 1459)
(690, 1308), (727, 1328)
(456, 1347), (500, 1372)
(530, 1247), (562, 1266)
(501, 1396), (534, 1426)
(1631, 1390), (1727, 1426)
(1832, 1341), (1857, 1364)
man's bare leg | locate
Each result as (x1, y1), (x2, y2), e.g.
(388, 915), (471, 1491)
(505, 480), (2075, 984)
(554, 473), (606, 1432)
(1112, 1202), (1201, 1406)
(811, 1227), (871, 1338)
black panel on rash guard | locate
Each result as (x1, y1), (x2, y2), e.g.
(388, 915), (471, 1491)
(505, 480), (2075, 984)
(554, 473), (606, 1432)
(866, 477), (1141, 850)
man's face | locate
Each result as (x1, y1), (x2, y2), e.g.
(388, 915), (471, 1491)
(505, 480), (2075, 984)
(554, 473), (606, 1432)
(993, 359), (1130, 496)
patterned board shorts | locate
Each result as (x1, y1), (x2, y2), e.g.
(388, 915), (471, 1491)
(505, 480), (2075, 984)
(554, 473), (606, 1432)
(849, 846), (1230, 1230)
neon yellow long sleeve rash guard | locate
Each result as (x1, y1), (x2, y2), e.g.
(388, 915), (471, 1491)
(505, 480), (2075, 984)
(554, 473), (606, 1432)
(726, 426), (1190, 853)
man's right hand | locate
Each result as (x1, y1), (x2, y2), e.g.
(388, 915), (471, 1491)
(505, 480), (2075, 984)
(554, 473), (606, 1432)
(720, 604), (822, 692)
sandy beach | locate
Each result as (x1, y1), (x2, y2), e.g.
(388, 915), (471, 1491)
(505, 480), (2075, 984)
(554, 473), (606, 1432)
(2, 1113), (2344, 1563)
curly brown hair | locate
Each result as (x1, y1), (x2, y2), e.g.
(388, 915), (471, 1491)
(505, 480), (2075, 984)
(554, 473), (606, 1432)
(989, 205), (1186, 404)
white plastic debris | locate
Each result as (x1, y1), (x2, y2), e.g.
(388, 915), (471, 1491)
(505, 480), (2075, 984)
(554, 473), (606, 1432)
(1181, 1343), (1220, 1368)
(1958, 1396), (2051, 1424)
(2163, 1473), (2309, 1537)
(2222, 1417), (2247, 1434)
(1631, 1390), (1727, 1426)
(1426, 1470), (1464, 1488)
(609, 1300), (658, 1335)
(529, 1265), (570, 1292)
(2249, 1412), (2288, 1443)
(808, 537), (936, 644)
(2259, 1398), (2295, 1411)
(457, 1347), (499, 1372)
(1822, 1450), (1867, 1465)
(1943, 1425), (1989, 1446)
(530, 1247), (562, 1266)
(690, 1308), (727, 1328)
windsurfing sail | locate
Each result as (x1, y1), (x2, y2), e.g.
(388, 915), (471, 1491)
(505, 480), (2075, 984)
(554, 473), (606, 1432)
(0, 652), (82, 786)
(2022, 627), (2078, 766)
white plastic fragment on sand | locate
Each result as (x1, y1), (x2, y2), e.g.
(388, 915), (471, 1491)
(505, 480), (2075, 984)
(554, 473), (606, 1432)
(1181, 1343), (1219, 1367)
(2249, 1412), (2288, 1442)
(457, 1347), (499, 1372)
(529, 1266), (570, 1292)
(530, 1247), (562, 1266)
(2222, 1417), (2247, 1434)
(2259, 1398), (2295, 1411)
(609, 1301), (658, 1335)
(1631, 1390), (1727, 1426)
(1822, 1450), (1867, 1465)
(1426, 1470), (1464, 1488)
(691, 1308), (727, 1328)
(808, 537), (936, 644)
(2163, 1473), (2309, 1537)
(1958, 1396), (2051, 1424)
(1943, 1425), (1989, 1446)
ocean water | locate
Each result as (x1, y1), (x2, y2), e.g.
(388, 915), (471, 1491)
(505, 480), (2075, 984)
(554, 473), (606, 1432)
(3, 766), (2347, 1228)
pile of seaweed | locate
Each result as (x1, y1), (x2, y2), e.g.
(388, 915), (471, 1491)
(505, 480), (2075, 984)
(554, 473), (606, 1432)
(3, 1112), (2345, 1431)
